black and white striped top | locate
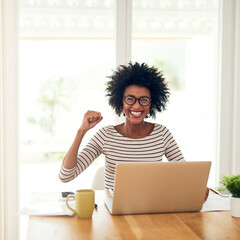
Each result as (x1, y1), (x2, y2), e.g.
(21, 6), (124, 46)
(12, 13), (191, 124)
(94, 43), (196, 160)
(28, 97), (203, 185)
(59, 123), (185, 189)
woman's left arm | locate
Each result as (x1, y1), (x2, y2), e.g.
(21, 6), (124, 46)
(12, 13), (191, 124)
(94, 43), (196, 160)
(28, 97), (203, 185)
(163, 127), (210, 201)
(163, 127), (185, 162)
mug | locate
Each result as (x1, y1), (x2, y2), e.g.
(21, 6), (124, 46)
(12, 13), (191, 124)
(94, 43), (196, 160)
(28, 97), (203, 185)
(66, 189), (95, 218)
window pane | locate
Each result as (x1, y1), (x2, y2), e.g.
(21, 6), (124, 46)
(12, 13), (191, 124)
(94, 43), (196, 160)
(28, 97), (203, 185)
(19, 1), (115, 238)
(132, 0), (219, 186)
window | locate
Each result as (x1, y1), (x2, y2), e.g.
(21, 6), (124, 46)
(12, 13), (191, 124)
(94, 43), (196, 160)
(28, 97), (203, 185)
(18, 0), (221, 239)
(19, 1), (115, 239)
(131, 0), (219, 185)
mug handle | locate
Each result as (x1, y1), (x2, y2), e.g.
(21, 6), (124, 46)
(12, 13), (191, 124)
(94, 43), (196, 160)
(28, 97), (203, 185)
(66, 195), (76, 214)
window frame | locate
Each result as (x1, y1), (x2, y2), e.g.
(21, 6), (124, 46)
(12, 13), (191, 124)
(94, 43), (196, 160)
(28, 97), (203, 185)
(1, 0), (240, 239)
(217, 0), (240, 180)
(0, 0), (19, 240)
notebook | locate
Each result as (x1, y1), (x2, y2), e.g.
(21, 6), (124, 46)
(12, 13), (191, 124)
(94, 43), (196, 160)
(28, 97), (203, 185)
(104, 161), (211, 215)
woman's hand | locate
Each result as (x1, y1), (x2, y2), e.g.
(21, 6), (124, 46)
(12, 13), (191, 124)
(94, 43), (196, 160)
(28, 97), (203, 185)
(80, 111), (103, 131)
(204, 187), (210, 202)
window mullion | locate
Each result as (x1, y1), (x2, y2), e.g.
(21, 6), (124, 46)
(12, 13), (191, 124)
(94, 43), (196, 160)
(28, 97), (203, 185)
(114, 0), (132, 124)
(115, 0), (132, 66)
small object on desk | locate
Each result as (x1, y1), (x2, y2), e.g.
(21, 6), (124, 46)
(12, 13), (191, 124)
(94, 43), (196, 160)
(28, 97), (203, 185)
(95, 203), (98, 210)
(19, 192), (75, 216)
(201, 193), (230, 211)
(210, 187), (231, 197)
(61, 191), (74, 199)
(66, 189), (95, 218)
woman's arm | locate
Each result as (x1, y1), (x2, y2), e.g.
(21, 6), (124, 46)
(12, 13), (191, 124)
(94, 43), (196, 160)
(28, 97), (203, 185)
(60, 111), (103, 177)
(62, 128), (87, 169)
(162, 126), (185, 162)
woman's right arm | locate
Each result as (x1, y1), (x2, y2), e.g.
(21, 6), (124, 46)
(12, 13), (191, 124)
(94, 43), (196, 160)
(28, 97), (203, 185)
(62, 128), (87, 169)
(60, 111), (103, 179)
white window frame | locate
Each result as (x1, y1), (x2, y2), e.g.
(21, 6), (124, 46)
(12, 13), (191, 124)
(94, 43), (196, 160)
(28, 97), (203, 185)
(116, 0), (132, 66)
(217, 0), (240, 180)
(0, 0), (19, 240)
(115, 0), (132, 124)
(1, 0), (240, 239)
(233, 0), (240, 174)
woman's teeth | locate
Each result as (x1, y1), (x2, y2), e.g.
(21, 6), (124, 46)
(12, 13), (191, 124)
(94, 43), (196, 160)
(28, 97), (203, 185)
(130, 111), (142, 116)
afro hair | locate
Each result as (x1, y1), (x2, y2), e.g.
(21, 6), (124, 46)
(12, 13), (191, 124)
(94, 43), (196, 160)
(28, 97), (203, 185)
(105, 62), (170, 118)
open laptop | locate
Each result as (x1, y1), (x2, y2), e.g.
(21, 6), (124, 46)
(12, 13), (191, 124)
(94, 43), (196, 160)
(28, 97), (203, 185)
(104, 161), (211, 215)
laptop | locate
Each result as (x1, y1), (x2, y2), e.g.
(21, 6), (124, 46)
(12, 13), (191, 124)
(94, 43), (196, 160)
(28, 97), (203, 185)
(104, 161), (211, 215)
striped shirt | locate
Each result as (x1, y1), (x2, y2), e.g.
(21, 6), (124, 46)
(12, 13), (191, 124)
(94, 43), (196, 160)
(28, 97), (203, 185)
(59, 123), (185, 189)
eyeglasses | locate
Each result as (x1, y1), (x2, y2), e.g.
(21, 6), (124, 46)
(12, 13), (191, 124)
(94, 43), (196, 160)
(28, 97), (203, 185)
(123, 95), (151, 106)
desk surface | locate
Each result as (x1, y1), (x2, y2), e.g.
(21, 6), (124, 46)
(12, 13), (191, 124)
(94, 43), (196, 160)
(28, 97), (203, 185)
(27, 191), (240, 240)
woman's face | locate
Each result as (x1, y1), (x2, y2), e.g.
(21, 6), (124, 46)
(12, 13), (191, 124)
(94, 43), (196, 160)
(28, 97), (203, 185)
(123, 84), (151, 124)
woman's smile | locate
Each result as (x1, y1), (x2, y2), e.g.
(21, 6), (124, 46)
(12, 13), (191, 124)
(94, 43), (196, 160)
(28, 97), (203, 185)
(129, 110), (144, 118)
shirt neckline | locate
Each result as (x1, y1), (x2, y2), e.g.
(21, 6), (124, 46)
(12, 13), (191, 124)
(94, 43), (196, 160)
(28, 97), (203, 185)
(111, 123), (157, 140)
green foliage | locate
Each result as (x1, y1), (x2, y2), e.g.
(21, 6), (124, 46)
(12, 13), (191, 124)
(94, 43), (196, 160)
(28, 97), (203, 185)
(28, 77), (76, 135)
(152, 59), (184, 91)
(220, 174), (240, 198)
(43, 152), (66, 162)
(216, 187), (225, 192)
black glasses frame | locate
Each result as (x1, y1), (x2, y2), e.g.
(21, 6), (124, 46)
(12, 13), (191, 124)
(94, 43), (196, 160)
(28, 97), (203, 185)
(123, 95), (151, 106)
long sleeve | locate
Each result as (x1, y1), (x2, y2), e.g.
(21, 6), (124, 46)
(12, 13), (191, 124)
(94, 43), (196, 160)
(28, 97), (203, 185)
(162, 126), (185, 162)
(59, 127), (107, 182)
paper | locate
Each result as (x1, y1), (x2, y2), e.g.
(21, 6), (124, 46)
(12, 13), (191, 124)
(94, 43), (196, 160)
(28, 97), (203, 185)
(201, 194), (230, 212)
(19, 192), (75, 216)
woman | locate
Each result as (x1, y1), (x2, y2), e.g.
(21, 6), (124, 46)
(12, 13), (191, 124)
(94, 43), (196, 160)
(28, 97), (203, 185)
(59, 62), (185, 189)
